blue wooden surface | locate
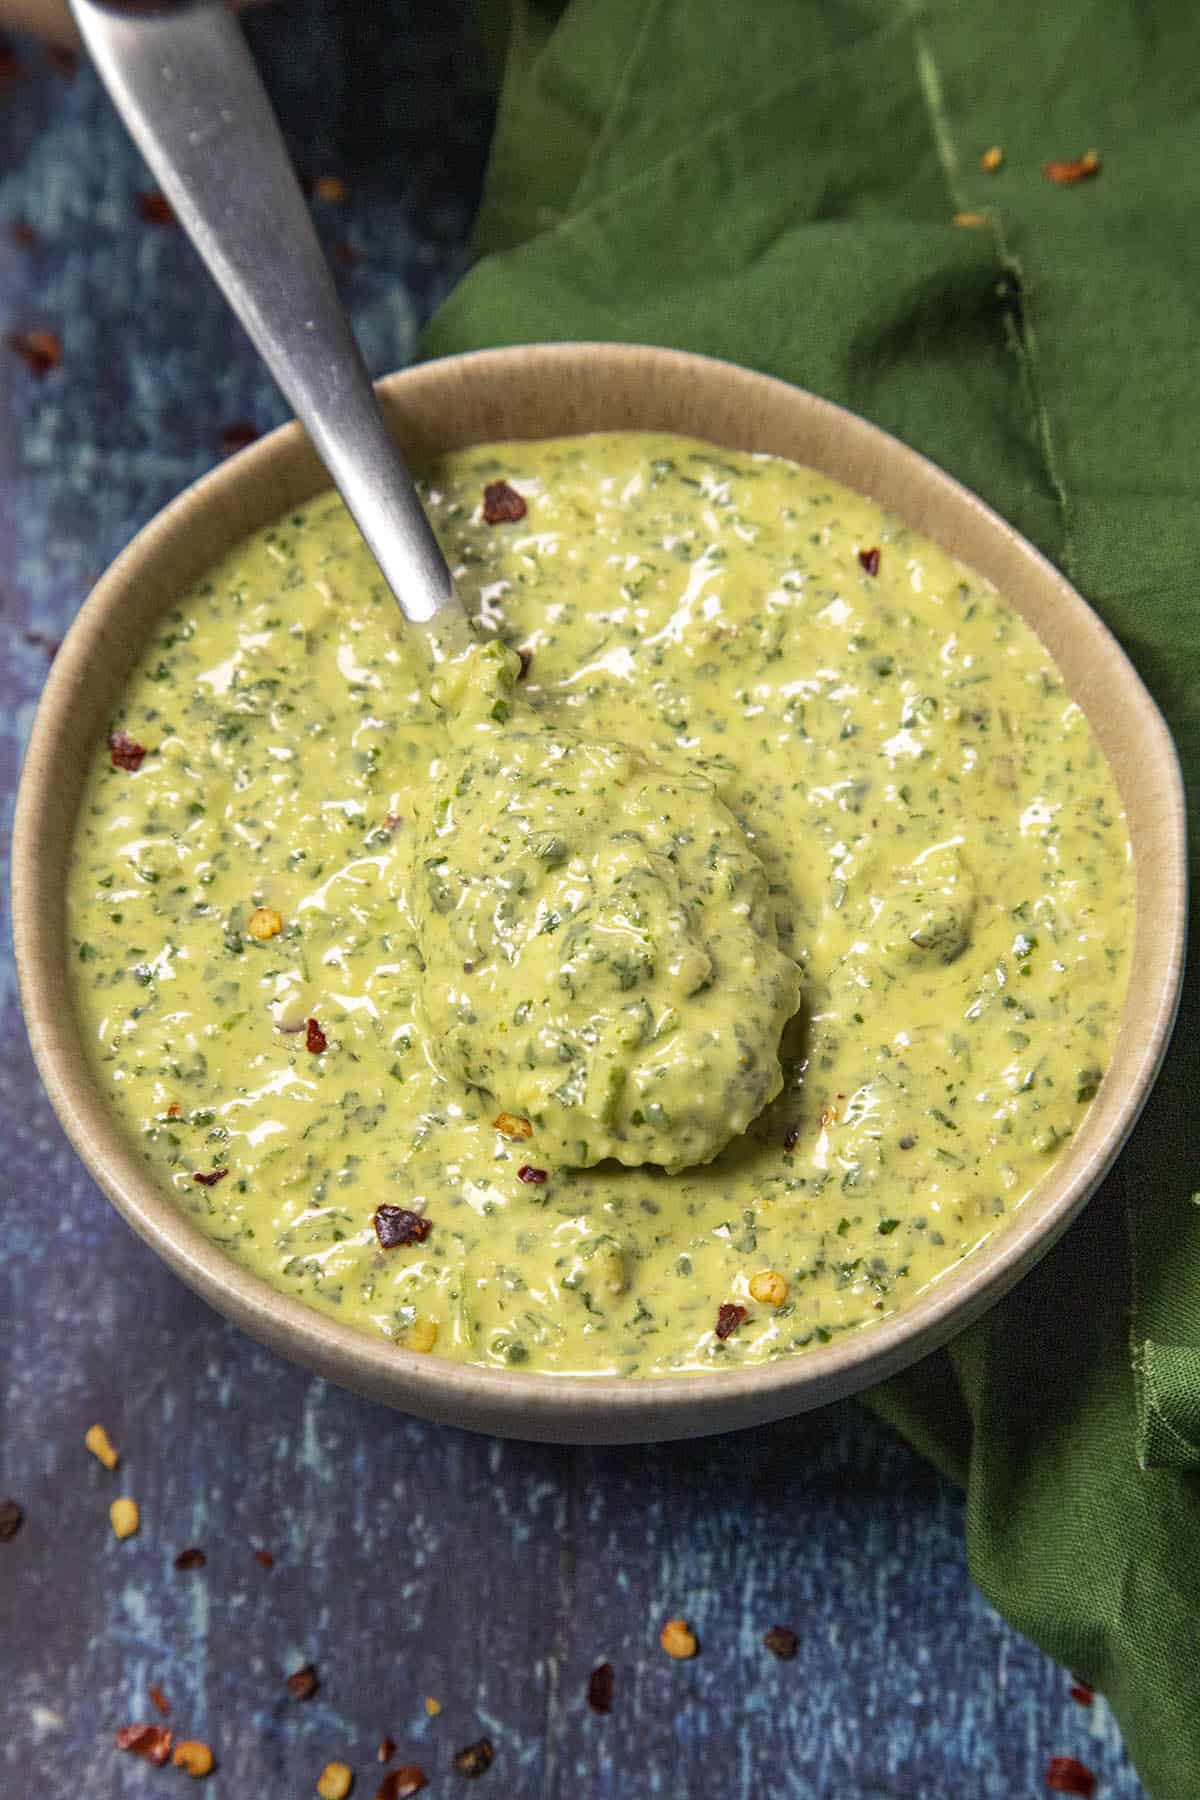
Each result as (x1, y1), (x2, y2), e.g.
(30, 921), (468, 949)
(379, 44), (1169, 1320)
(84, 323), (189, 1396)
(0, 7), (1145, 1794)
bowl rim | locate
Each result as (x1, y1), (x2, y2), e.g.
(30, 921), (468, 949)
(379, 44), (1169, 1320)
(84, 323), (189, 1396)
(13, 342), (1188, 1441)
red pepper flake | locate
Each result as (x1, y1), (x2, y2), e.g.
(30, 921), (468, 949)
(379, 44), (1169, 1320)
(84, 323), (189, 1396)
(383, 812), (404, 832)
(7, 328), (62, 376)
(116, 1724), (173, 1765)
(45, 44), (78, 77)
(1046, 1758), (1096, 1796)
(219, 419), (260, 456)
(305, 1017), (328, 1054)
(453, 1738), (495, 1777)
(312, 173), (348, 203)
(0, 1498), (23, 1542)
(1068, 1681), (1095, 1706)
(783, 1126), (800, 1153)
(173, 1545), (206, 1570)
(482, 481), (527, 525)
(373, 1205), (432, 1249)
(517, 1164), (548, 1185)
(148, 1684), (171, 1717)
(1043, 150), (1101, 186)
(586, 1661), (614, 1714)
(763, 1625), (798, 1660)
(193, 1168), (229, 1187)
(108, 730), (147, 771)
(0, 46), (21, 85)
(857, 546), (881, 576)
(254, 1548), (275, 1569)
(379, 1769), (428, 1799)
(378, 1737), (397, 1764)
(136, 189), (175, 226)
(715, 1302), (747, 1341)
(285, 1662), (319, 1703)
(516, 648), (533, 681)
(9, 219), (38, 250)
(166, 1102), (182, 1119)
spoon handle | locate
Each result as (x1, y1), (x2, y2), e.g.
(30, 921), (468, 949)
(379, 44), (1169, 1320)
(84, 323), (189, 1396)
(70, 0), (461, 629)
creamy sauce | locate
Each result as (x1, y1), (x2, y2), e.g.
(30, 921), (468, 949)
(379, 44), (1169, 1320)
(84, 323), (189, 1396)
(412, 640), (802, 1172)
(68, 434), (1134, 1375)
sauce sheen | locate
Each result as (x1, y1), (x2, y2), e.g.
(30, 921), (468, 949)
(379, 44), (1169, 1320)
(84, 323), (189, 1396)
(68, 433), (1134, 1375)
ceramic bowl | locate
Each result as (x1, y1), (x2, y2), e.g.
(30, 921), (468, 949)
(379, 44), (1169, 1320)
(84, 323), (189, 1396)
(13, 344), (1187, 1442)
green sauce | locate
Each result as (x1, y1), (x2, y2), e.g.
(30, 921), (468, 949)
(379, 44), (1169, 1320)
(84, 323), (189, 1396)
(68, 433), (1134, 1374)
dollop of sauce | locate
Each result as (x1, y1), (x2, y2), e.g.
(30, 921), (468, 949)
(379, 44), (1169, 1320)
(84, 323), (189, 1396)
(68, 434), (1134, 1375)
(413, 641), (802, 1171)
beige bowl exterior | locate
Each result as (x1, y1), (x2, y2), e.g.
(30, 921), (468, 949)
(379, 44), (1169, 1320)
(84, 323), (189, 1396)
(13, 344), (1186, 1443)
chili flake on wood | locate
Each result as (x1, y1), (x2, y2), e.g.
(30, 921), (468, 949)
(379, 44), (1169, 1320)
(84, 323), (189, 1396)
(220, 420), (259, 456)
(1043, 150), (1101, 185)
(174, 1545), (206, 1570)
(0, 1498), (23, 1542)
(482, 481), (526, 525)
(136, 189), (175, 226)
(377, 1738), (397, 1763)
(305, 1017), (328, 1054)
(316, 1762), (354, 1800)
(659, 1618), (698, 1659)
(452, 1738), (495, 1777)
(1068, 1681), (1095, 1706)
(517, 1164), (548, 1185)
(586, 1662), (614, 1713)
(149, 1684), (170, 1716)
(193, 1168), (229, 1188)
(1046, 1757), (1096, 1796)
(857, 546), (881, 576)
(763, 1625), (798, 1660)
(116, 1723), (173, 1765)
(374, 1205), (432, 1249)
(254, 1548), (275, 1569)
(85, 1423), (120, 1470)
(173, 1739), (215, 1778)
(108, 730), (147, 771)
(286, 1663), (320, 1703)
(6, 328), (62, 375)
(715, 1302), (747, 1340)
(378, 1768), (427, 1798)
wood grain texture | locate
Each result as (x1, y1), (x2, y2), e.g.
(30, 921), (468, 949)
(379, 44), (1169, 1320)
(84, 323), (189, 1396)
(0, 4), (1145, 1792)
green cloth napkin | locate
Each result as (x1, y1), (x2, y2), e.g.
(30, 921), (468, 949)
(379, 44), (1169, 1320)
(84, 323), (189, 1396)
(422, 4), (1200, 1791)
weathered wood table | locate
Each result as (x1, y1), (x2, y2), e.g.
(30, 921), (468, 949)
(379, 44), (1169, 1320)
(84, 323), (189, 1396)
(0, 5), (1143, 1793)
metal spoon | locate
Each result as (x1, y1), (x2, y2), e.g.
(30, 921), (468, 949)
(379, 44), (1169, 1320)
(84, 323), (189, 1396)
(69, 0), (464, 638)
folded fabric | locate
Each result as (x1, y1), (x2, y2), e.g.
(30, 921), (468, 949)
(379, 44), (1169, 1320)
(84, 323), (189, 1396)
(422, 5), (1200, 1792)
